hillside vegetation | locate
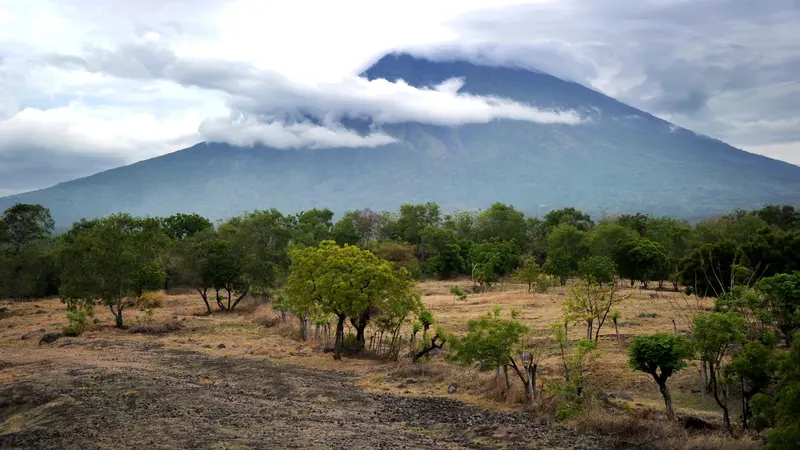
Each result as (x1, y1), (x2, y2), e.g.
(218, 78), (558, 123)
(2, 201), (800, 449)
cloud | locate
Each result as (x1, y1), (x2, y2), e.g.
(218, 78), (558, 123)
(199, 114), (398, 149)
(445, 0), (800, 163)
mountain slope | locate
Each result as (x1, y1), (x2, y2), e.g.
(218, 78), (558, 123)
(2, 53), (799, 226)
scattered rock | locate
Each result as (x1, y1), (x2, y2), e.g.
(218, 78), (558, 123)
(39, 328), (46, 332)
(448, 384), (458, 394)
(39, 332), (62, 345)
(172, 315), (178, 320)
(218, 344), (226, 349)
(21, 332), (39, 340)
(0, 307), (8, 313)
(608, 390), (633, 401)
(201, 344), (212, 349)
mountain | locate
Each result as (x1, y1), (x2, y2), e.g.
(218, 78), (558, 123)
(2, 53), (800, 227)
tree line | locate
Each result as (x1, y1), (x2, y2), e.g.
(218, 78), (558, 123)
(1, 202), (799, 446)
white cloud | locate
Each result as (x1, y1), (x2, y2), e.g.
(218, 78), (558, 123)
(199, 114), (397, 149)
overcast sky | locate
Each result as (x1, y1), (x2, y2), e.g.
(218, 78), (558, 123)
(1, 0), (798, 195)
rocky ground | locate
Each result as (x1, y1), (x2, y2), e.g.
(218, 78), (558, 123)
(1, 337), (605, 450)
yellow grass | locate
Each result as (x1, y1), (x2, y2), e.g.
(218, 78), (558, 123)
(0, 281), (721, 421)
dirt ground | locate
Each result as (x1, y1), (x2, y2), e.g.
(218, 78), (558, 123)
(0, 280), (721, 449)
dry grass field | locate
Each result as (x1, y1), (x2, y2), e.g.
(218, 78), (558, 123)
(0, 280), (761, 449)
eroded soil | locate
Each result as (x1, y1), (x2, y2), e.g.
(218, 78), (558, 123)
(1, 338), (604, 450)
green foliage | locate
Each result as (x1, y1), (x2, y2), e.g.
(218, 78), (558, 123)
(285, 240), (416, 359)
(449, 307), (529, 370)
(367, 241), (421, 279)
(577, 256), (617, 285)
(511, 256), (542, 292)
(473, 203), (527, 250)
(564, 280), (627, 342)
(766, 331), (800, 449)
(726, 340), (779, 429)
(58, 213), (167, 328)
(428, 243), (466, 279)
(628, 333), (693, 416)
(449, 285), (468, 303)
(614, 237), (669, 284)
(292, 208), (334, 247)
(551, 323), (597, 396)
(0, 203), (55, 256)
(755, 272), (800, 344)
(468, 241), (516, 287)
(587, 222), (638, 259)
(63, 303), (94, 337)
(543, 248), (577, 286)
(161, 213), (213, 240)
(394, 202), (441, 245)
(542, 208), (594, 233)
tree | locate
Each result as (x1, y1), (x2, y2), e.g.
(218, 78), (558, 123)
(0, 203), (55, 256)
(220, 209), (293, 303)
(587, 222), (638, 259)
(428, 243), (466, 279)
(161, 213), (213, 241)
(449, 308), (542, 403)
(292, 208), (334, 247)
(766, 331), (800, 449)
(564, 279), (629, 343)
(615, 237), (669, 287)
(473, 203), (527, 250)
(449, 285), (467, 303)
(543, 248), (576, 286)
(578, 256), (616, 286)
(628, 333), (693, 418)
(468, 241), (516, 287)
(542, 207), (594, 233)
(726, 340), (779, 429)
(755, 272), (800, 345)
(178, 230), (242, 313)
(58, 214), (167, 328)
(616, 213), (651, 237)
(394, 202), (441, 245)
(753, 204), (800, 232)
(285, 240), (405, 360)
(512, 256), (542, 292)
(693, 312), (746, 431)
(647, 217), (694, 290)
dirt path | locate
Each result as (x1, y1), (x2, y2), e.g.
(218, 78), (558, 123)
(1, 338), (604, 450)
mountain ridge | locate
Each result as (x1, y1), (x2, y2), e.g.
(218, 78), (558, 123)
(2, 52), (799, 226)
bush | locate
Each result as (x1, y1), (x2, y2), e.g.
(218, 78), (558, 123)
(136, 291), (165, 309)
(63, 304), (93, 337)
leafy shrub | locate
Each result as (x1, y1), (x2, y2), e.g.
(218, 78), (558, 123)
(136, 291), (165, 309)
(133, 308), (155, 327)
(63, 303), (93, 336)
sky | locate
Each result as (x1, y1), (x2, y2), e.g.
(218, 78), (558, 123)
(0, 0), (798, 195)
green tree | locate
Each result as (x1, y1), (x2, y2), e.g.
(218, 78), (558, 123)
(285, 241), (404, 359)
(767, 331), (800, 449)
(578, 255), (617, 286)
(616, 212), (651, 237)
(58, 214), (167, 328)
(473, 202), (527, 250)
(647, 217), (694, 290)
(449, 308), (541, 403)
(755, 272), (800, 345)
(394, 202), (441, 245)
(428, 243), (466, 279)
(161, 213), (213, 241)
(469, 241), (516, 288)
(220, 209), (293, 303)
(726, 340), (779, 429)
(542, 207), (594, 233)
(693, 312), (746, 431)
(586, 222), (638, 259)
(292, 208), (334, 247)
(564, 279), (629, 343)
(615, 237), (669, 287)
(628, 333), (694, 418)
(753, 204), (800, 232)
(543, 248), (576, 286)
(0, 203), (55, 256)
(512, 256), (542, 292)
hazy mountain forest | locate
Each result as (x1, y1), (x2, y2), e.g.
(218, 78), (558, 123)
(2, 202), (799, 449)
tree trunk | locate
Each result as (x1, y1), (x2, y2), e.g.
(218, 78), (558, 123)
(230, 286), (251, 310)
(614, 321), (620, 343)
(672, 319), (678, 335)
(197, 288), (211, 313)
(586, 321), (593, 341)
(528, 363), (537, 405)
(111, 301), (124, 328)
(657, 377), (674, 419)
(333, 314), (346, 360)
(527, 282), (532, 293)
(503, 365), (511, 391)
(710, 366), (732, 433)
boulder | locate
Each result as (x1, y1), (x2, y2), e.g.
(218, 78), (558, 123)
(448, 384), (458, 394)
(218, 343), (226, 349)
(39, 332), (62, 345)
(608, 390), (633, 401)
(21, 332), (39, 340)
